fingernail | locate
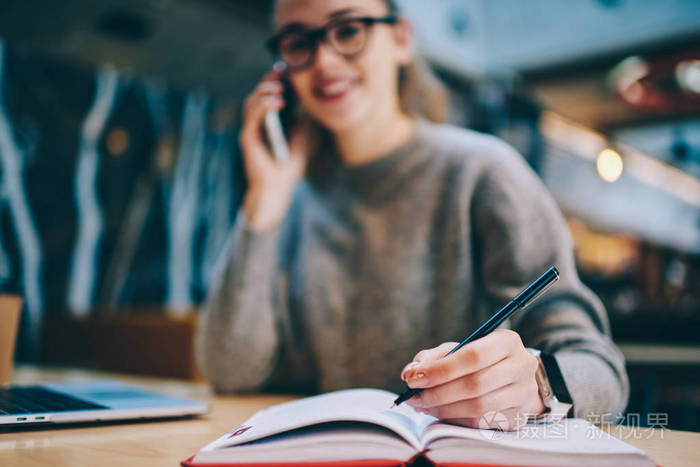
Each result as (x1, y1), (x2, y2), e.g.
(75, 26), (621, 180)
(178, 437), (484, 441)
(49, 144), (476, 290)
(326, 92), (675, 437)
(401, 362), (419, 380)
(407, 371), (427, 386)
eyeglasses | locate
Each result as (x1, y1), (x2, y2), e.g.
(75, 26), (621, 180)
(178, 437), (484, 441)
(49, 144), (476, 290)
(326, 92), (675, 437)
(266, 16), (397, 72)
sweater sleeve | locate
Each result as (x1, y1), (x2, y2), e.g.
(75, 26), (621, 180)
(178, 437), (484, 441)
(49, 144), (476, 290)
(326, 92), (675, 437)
(195, 210), (284, 393)
(471, 139), (629, 420)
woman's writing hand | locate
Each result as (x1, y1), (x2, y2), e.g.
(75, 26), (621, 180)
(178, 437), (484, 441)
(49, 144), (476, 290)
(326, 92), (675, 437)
(240, 70), (308, 232)
(400, 330), (545, 430)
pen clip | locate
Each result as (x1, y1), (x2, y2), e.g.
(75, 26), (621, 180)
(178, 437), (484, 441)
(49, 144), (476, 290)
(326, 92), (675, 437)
(517, 277), (558, 309)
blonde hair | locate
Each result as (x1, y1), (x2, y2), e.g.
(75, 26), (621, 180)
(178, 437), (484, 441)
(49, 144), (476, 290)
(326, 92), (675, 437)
(399, 55), (449, 124)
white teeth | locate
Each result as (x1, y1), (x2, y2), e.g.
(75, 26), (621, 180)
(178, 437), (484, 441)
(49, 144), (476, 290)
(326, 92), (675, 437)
(318, 80), (352, 97)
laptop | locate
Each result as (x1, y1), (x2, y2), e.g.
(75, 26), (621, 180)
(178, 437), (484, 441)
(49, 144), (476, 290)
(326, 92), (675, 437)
(0, 380), (208, 427)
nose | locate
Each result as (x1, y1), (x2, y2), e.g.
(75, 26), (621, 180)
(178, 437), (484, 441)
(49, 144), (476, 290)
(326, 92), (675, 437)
(310, 41), (346, 72)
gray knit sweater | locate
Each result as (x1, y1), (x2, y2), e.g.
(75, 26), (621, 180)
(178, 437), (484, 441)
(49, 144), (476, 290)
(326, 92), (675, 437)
(196, 120), (629, 418)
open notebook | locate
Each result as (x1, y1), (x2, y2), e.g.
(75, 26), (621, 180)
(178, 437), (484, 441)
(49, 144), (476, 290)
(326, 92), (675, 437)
(182, 388), (655, 467)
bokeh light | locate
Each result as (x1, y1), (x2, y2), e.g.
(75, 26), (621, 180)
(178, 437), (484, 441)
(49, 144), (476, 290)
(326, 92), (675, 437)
(596, 148), (624, 182)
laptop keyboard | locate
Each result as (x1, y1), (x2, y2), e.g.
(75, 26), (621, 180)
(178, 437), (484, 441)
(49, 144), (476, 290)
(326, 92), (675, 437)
(0, 386), (108, 414)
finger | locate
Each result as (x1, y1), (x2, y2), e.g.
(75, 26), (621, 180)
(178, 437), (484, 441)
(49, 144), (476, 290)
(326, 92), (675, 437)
(409, 354), (530, 408)
(243, 92), (284, 125)
(402, 342), (456, 381)
(254, 80), (284, 97)
(261, 69), (283, 83)
(242, 79), (285, 125)
(423, 381), (535, 421)
(239, 98), (286, 175)
(413, 342), (457, 364)
(442, 407), (526, 431)
(240, 95), (285, 146)
(406, 330), (523, 388)
(437, 417), (478, 428)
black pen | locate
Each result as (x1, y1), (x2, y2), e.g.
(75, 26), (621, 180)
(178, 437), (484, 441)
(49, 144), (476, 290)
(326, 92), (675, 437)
(392, 266), (560, 407)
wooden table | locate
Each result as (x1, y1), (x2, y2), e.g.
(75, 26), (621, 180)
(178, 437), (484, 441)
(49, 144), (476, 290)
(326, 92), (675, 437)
(2, 366), (699, 467)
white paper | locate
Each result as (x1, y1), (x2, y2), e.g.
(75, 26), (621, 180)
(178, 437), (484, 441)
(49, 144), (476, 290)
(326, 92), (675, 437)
(202, 388), (431, 453)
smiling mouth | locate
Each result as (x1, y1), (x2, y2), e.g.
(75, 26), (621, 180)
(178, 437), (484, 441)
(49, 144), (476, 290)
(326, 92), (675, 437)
(313, 78), (359, 101)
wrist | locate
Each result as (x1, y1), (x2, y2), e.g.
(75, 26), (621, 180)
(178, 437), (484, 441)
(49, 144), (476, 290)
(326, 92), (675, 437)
(243, 185), (294, 232)
(526, 348), (573, 423)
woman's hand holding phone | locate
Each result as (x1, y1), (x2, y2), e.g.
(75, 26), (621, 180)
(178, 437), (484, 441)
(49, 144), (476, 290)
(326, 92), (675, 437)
(240, 69), (307, 232)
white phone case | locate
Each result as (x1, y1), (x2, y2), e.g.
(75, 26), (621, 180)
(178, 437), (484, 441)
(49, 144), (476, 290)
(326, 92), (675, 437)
(264, 110), (290, 162)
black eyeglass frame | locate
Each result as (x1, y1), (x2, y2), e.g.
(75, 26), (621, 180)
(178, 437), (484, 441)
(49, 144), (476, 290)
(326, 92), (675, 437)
(266, 15), (398, 71)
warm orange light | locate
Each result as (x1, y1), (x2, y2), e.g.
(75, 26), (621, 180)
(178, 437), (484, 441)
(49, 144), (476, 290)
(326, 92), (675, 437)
(106, 128), (129, 156)
(596, 149), (623, 183)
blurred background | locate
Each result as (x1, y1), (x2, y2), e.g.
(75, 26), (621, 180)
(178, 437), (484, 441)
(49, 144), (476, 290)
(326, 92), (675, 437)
(0, 0), (699, 430)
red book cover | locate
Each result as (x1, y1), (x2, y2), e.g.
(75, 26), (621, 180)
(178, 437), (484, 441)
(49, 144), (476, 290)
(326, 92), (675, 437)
(180, 455), (539, 467)
(180, 457), (408, 467)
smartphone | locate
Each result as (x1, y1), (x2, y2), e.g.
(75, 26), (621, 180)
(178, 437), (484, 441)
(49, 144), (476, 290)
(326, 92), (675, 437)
(264, 61), (294, 162)
(264, 110), (290, 162)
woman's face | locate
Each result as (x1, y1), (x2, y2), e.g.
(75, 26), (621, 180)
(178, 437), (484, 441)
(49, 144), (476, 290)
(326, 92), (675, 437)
(274, 0), (412, 133)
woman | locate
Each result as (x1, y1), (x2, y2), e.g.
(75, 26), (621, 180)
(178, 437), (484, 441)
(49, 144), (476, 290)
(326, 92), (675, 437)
(197, 0), (628, 429)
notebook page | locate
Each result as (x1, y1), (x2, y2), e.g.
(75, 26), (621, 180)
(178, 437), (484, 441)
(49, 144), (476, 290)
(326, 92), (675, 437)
(422, 418), (649, 456)
(194, 423), (418, 464)
(202, 388), (426, 453)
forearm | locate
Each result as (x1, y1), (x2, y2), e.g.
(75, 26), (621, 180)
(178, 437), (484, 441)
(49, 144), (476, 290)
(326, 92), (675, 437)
(556, 350), (628, 421)
(195, 212), (282, 393)
(517, 300), (629, 420)
(471, 142), (629, 420)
